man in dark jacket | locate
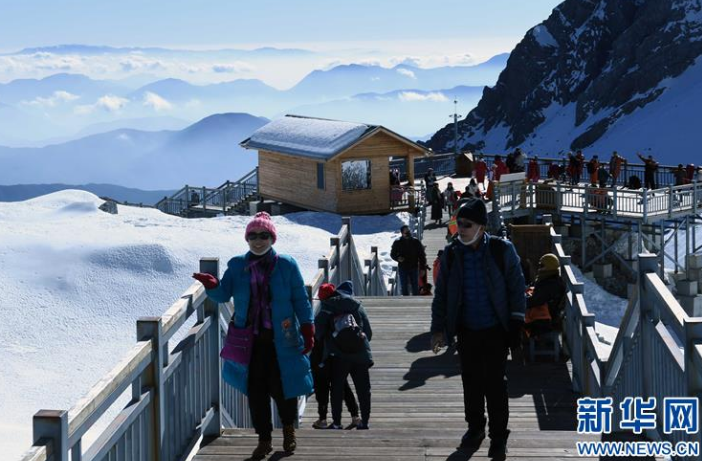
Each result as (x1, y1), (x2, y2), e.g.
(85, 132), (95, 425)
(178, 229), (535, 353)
(315, 281), (373, 430)
(430, 198), (526, 458)
(637, 152), (659, 190)
(391, 225), (427, 295)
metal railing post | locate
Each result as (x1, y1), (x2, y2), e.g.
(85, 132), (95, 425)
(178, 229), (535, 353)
(136, 318), (166, 461)
(200, 258), (223, 438)
(319, 258), (330, 284)
(33, 410), (68, 461)
(342, 217), (353, 283)
(638, 254), (658, 400)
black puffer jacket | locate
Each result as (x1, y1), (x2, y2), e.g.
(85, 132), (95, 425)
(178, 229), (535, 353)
(391, 236), (427, 269)
(315, 294), (373, 366)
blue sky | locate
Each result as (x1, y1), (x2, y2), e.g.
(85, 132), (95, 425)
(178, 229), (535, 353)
(0, 0), (562, 51)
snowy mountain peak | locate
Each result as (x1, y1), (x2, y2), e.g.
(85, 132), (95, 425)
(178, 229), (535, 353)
(427, 0), (702, 159)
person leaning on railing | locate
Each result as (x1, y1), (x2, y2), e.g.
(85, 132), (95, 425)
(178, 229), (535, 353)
(192, 212), (315, 460)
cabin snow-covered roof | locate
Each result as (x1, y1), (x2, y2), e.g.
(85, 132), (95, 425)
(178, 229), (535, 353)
(240, 114), (427, 160)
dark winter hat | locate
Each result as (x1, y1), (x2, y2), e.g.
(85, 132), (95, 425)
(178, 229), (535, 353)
(336, 280), (354, 297)
(456, 198), (487, 225)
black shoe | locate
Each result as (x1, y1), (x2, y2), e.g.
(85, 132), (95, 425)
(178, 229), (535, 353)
(488, 438), (508, 459)
(459, 428), (485, 450)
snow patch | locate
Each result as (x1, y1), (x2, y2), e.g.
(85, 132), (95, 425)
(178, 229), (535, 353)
(532, 25), (558, 48)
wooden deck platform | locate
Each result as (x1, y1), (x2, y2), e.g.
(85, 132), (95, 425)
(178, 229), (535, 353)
(193, 208), (611, 460)
(194, 296), (602, 460)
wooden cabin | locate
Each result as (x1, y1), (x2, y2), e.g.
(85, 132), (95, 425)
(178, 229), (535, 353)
(240, 115), (430, 214)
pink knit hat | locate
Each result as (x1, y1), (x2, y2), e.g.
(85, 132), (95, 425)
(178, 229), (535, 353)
(245, 212), (277, 243)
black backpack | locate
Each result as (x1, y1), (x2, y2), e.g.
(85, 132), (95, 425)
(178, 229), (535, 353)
(587, 161), (596, 174)
(329, 311), (366, 354)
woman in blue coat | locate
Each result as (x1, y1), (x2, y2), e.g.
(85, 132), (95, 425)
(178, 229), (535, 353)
(192, 212), (315, 459)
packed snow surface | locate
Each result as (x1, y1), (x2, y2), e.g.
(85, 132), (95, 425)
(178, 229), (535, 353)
(0, 190), (408, 459)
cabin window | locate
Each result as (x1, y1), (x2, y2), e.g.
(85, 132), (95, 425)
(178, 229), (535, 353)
(317, 163), (325, 190)
(341, 160), (372, 191)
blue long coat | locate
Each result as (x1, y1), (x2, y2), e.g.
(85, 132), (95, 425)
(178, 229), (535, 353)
(205, 249), (314, 399)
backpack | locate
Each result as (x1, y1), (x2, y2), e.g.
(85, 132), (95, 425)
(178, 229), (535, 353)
(445, 236), (507, 278)
(586, 161), (595, 174)
(331, 312), (366, 354)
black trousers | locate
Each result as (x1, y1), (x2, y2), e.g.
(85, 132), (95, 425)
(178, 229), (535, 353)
(457, 325), (510, 440)
(330, 358), (371, 425)
(644, 173), (656, 190)
(311, 346), (359, 419)
(248, 330), (298, 440)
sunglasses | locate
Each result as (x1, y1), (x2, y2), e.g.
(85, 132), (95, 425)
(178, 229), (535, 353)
(457, 220), (476, 229)
(246, 232), (272, 241)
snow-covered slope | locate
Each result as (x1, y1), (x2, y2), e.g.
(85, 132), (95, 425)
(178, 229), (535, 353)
(0, 191), (408, 459)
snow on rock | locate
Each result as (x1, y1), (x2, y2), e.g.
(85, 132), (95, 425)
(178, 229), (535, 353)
(0, 190), (405, 459)
(531, 25), (559, 48)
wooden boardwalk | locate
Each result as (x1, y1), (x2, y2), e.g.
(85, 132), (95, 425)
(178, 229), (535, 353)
(194, 212), (602, 460)
(194, 296), (599, 460)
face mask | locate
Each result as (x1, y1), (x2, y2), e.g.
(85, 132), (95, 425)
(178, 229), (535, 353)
(458, 226), (483, 246)
(249, 243), (272, 256)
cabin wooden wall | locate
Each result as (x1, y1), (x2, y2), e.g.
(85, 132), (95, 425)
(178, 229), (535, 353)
(257, 131), (422, 214)
(258, 150), (337, 212)
(333, 131), (414, 214)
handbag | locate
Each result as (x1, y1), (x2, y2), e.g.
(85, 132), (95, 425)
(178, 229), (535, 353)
(220, 324), (254, 365)
(220, 301), (260, 365)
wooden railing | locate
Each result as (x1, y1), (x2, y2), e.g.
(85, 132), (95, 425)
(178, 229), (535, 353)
(546, 215), (702, 449)
(19, 216), (392, 461)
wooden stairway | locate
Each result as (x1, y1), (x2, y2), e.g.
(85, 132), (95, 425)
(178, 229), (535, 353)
(194, 295), (598, 460)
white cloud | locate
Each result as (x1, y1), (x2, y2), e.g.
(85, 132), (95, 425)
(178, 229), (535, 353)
(212, 61), (255, 73)
(74, 94), (129, 115)
(142, 92), (173, 111)
(21, 90), (79, 108)
(97, 95), (129, 112)
(398, 91), (448, 102)
(396, 68), (416, 79)
(119, 55), (166, 72)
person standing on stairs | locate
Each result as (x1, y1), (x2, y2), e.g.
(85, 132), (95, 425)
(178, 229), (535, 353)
(430, 198), (526, 459)
(391, 225), (427, 296)
(310, 282), (362, 430)
(192, 212), (314, 460)
(315, 280), (373, 430)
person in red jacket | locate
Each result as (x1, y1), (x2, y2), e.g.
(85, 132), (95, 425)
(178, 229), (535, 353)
(492, 155), (509, 181)
(527, 157), (540, 182)
(474, 155), (488, 186)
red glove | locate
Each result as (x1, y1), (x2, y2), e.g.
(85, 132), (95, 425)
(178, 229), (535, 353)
(192, 272), (219, 289)
(300, 323), (315, 355)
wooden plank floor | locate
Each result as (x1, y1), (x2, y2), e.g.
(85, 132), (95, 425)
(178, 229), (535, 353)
(195, 208), (608, 460)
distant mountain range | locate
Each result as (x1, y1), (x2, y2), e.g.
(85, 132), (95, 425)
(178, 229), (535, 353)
(426, 0), (702, 164)
(6, 44), (316, 58)
(0, 183), (176, 205)
(0, 54), (508, 146)
(0, 113), (268, 189)
(289, 85), (484, 140)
